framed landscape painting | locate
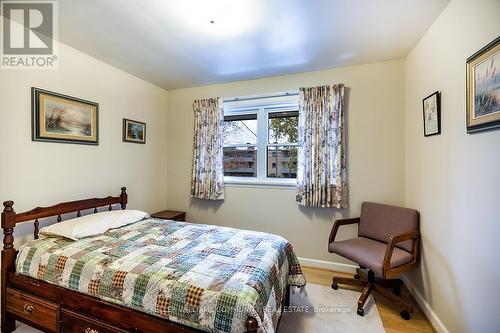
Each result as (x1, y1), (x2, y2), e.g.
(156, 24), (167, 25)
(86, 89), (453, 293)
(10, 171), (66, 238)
(423, 91), (441, 137)
(466, 36), (500, 133)
(32, 88), (99, 145)
(123, 118), (146, 144)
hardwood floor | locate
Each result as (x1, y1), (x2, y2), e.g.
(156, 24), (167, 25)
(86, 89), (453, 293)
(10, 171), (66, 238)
(301, 266), (436, 333)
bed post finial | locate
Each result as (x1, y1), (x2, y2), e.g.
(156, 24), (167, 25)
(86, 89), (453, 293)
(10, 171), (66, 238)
(120, 187), (128, 210)
(1, 201), (16, 332)
(245, 317), (258, 333)
(2, 201), (13, 213)
(2, 201), (15, 250)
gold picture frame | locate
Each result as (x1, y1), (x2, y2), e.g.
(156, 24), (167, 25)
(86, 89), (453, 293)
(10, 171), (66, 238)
(466, 36), (500, 133)
(32, 87), (99, 145)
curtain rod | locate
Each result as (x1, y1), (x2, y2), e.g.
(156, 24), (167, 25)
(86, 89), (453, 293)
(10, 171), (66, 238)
(223, 91), (299, 103)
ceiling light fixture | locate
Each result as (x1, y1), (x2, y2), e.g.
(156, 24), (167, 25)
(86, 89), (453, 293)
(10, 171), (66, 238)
(170, 0), (258, 38)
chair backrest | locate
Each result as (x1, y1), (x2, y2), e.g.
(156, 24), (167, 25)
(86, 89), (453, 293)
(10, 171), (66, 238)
(358, 202), (419, 252)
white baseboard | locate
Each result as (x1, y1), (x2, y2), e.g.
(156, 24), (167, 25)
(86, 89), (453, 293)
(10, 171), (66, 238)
(401, 276), (449, 333)
(298, 257), (448, 333)
(298, 257), (357, 273)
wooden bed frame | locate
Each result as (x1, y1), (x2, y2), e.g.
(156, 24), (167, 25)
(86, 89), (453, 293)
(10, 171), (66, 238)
(1, 188), (290, 333)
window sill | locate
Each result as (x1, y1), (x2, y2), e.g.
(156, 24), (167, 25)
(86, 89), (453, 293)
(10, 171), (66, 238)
(224, 177), (297, 189)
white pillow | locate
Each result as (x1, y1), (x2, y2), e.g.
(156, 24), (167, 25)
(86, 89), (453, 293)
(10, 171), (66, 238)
(40, 210), (149, 240)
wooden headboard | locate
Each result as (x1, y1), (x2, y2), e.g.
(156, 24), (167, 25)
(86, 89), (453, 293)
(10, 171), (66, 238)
(1, 187), (127, 245)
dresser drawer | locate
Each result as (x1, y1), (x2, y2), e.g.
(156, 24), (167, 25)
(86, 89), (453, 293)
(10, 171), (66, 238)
(62, 310), (128, 333)
(6, 287), (59, 332)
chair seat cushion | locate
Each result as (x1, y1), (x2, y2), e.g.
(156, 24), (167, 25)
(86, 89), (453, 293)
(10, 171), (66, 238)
(329, 237), (413, 276)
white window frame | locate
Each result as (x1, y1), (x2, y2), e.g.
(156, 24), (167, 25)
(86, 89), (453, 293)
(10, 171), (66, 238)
(223, 97), (298, 188)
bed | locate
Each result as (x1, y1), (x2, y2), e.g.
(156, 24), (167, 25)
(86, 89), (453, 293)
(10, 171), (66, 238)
(1, 188), (305, 333)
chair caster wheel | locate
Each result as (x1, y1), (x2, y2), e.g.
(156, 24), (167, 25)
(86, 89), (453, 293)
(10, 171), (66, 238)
(392, 286), (401, 295)
(400, 310), (411, 320)
(357, 308), (364, 316)
(331, 283), (338, 290)
(354, 273), (360, 279)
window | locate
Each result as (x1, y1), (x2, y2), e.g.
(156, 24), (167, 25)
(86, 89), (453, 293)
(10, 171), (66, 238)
(267, 111), (298, 178)
(223, 113), (258, 177)
(222, 96), (298, 186)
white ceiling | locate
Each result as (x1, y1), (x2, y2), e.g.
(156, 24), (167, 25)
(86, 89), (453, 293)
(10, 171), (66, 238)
(59, 0), (449, 90)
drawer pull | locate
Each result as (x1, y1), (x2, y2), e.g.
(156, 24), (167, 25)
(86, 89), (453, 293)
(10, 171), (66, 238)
(23, 304), (35, 314)
(84, 328), (98, 333)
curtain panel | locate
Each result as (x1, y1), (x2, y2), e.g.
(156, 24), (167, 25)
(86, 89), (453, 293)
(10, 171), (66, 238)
(296, 84), (348, 208)
(191, 98), (225, 200)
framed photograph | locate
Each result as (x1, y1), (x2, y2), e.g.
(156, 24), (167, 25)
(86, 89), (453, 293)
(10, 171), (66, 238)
(32, 87), (99, 145)
(466, 36), (500, 133)
(423, 91), (441, 137)
(123, 118), (146, 144)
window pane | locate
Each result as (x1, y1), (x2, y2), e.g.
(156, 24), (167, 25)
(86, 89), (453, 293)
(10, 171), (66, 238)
(223, 114), (257, 145)
(267, 146), (297, 178)
(268, 111), (298, 144)
(223, 147), (257, 177)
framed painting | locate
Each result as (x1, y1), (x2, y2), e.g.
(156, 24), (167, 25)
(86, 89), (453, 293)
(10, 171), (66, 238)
(423, 91), (441, 137)
(32, 87), (99, 145)
(466, 36), (500, 133)
(123, 118), (146, 144)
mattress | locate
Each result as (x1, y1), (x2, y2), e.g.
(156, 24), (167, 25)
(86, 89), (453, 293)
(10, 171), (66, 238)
(16, 218), (306, 333)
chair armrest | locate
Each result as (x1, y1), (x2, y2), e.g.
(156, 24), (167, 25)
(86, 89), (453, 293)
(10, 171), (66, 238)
(329, 217), (360, 245)
(382, 230), (420, 276)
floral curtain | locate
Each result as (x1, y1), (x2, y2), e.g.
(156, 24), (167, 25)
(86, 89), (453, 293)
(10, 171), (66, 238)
(296, 84), (347, 208)
(191, 98), (225, 200)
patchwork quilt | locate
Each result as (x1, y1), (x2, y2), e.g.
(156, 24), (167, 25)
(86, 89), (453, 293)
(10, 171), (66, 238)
(16, 219), (306, 333)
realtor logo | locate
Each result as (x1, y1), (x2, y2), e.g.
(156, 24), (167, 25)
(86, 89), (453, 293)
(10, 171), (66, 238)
(1, 0), (58, 69)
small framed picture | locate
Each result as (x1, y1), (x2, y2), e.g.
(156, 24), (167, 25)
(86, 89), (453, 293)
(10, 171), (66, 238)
(32, 87), (99, 145)
(422, 91), (441, 137)
(466, 36), (500, 133)
(123, 118), (146, 144)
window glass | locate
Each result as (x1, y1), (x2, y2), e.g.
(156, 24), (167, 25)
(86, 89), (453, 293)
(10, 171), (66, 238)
(267, 146), (297, 178)
(223, 147), (257, 177)
(268, 111), (298, 144)
(223, 114), (257, 145)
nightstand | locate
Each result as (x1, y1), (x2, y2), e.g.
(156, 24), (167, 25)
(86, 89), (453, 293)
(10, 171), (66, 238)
(150, 210), (186, 221)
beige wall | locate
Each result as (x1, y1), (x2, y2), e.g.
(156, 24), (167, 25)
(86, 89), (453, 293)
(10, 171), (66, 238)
(404, 0), (500, 332)
(0, 42), (168, 246)
(166, 60), (405, 264)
